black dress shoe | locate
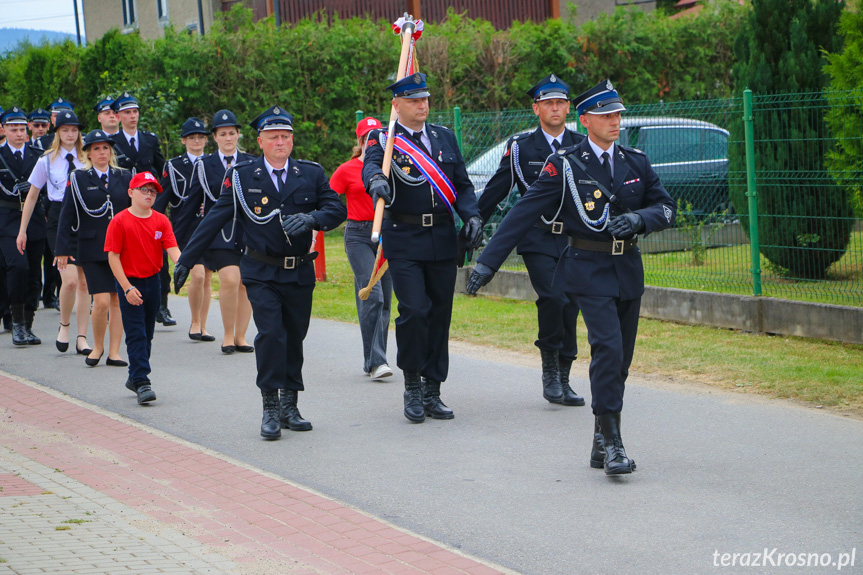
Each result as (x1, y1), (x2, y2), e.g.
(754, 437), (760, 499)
(85, 352), (103, 367)
(221, 345), (236, 354)
(161, 307), (177, 326)
(235, 345), (255, 353)
(200, 334), (216, 342)
(76, 335), (92, 355)
(56, 322), (70, 352)
(106, 358), (128, 367)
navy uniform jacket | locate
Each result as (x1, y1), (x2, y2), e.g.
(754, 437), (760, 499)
(0, 143), (46, 240)
(111, 130), (165, 179)
(33, 134), (53, 153)
(179, 155), (347, 286)
(478, 126), (584, 258)
(361, 123), (479, 261)
(477, 137), (677, 300)
(55, 167), (132, 263)
(154, 154), (198, 248)
(176, 152), (256, 252)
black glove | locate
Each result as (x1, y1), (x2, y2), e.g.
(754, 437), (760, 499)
(281, 212), (317, 236)
(173, 263), (190, 294)
(466, 262), (495, 295)
(607, 212), (644, 237)
(367, 176), (392, 205)
(462, 216), (484, 249)
(456, 226), (473, 268)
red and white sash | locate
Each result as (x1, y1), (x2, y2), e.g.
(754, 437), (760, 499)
(391, 133), (457, 216)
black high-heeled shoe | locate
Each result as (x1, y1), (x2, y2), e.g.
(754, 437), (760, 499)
(76, 335), (92, 356)
(85, 352), (103, 367)
(56, 322), (70, 352)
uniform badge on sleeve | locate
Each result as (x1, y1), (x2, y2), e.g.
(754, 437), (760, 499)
(224, 178), (231, 188)
(664, 205), (673, 223)
(542, 163), (558, 177)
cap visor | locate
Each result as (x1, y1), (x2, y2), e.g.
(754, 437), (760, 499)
(399, 90), (430, 99)
(586, 103), (626, 115)
(536, 92), (569, 102)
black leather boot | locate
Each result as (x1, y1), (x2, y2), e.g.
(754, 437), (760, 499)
(598, 412), (636, 475)
(540, 349), (563, 403)
(403, 371), (425, 423)
(24, 308), (41, 345)
(3, 312), (13, 332)
(558, 357), (584, 406)
(11, 305), (27, 346)
(590, 416), (605, 469)
(260, 391), (282, 440)
(423, 378), (454, 419)
(280, 389), (312, 431)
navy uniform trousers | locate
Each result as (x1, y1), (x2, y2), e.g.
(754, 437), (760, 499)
(477, 138), (676, 415)
(477, 127), (585, 361)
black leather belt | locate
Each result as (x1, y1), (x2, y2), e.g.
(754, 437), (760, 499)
(533, 220), (564, 234)
(384, 210), (451, 227)
(243, 247), (318, 269)
(568, 236), (638, 255)
(0, 199), (22, 211)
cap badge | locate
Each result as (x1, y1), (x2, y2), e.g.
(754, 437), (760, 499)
(222, 114), (228, 120)
(65, 113), (71, 118)
(195, 121), (200, 127)
(12, 107), (18, 112)
(273, 107), (280, 114)
(58, 98), (64, 103)
(96, 131), (102, 137)
(550, 74), (557, 83)
(123, 92), (130, 97)
(606, 80), (613, 91)
(414, 74), (421, 84)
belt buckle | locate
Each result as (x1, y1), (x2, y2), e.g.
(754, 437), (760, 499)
(283, 256), (296, 269)
(422, 213), (433, 227)
(612, 239), (625, 256)
(551, 221), (563, 235)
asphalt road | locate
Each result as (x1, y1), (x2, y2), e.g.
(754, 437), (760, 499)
(2, 296), (861, 574)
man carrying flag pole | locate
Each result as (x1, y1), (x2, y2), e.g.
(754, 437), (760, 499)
(362, 19), (483, 423)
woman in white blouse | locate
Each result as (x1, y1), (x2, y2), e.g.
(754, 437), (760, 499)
(16, 112), (91, 355)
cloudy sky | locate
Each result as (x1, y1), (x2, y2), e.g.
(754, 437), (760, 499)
(0, 0), (83, 35)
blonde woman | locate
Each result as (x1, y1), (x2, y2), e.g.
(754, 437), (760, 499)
(17, 111), (91, 355)
(56, 130), (132, 366)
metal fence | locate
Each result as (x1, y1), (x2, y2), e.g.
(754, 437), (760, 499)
(363, 89), (863, 307)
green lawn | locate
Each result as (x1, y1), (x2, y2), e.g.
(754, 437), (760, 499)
(312, 229), (863, 415)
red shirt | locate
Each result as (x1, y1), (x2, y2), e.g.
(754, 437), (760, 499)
(104, 208), (177, 279)
(330, 157), (375, 221)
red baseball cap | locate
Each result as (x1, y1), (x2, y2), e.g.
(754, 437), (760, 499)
(129, 171), (163, 194)
(356, 117), (382, 138)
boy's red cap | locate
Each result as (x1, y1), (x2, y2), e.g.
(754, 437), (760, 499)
(129, 171), (163, 193)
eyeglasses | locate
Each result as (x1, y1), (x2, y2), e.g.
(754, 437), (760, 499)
(134, 187), (158, 196)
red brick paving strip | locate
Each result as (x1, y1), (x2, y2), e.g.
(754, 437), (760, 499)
(0, 373), (507, 575)
(0, 472), (46, 496)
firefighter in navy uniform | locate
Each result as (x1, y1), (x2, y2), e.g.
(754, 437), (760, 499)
(33, 98), (75, 152)
(361, 73), (483, 423)
(468, 80), (677, 475)
(28, 107), (60, 310)
(174, 106), (346, 440)
(109, 92), (172, 325)
(93, 98), (120, 136)
(472, 73), (586, 407)
(0, 107), (46, 345)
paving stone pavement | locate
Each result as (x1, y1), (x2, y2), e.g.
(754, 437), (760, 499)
(0, 373), (511, 575)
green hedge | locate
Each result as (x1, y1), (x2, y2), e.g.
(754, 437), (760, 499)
(0, 4), (744, 172)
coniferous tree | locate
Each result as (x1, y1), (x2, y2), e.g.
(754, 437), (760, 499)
(730, 0), (852, 280)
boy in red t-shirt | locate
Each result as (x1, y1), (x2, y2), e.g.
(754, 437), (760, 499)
(105, 172), (180, 404)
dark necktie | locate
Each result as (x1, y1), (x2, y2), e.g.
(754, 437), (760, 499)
(225, 156), (233, 169)
(411, 131), (430, 156)
(129, 137), (136, 151)
(65, 153), (76, 174)
(601, 151), (612, 184)
(552, 139), (561, 152)
(13, 150), (22, 165)
(101, 173), (108, 187)
(273, 168), (286, 196)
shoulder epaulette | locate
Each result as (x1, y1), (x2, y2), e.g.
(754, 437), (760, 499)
(619, 145), (645, 156)
(296, 159), (323, 168)
(428, 123), (453, 134)
(232, 159), (255, 170)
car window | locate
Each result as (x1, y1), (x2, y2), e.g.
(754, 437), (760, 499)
(638, 127), (702, 164)
(703, 129), (728, 161)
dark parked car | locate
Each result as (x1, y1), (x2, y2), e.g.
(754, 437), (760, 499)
(468, 116), (730, 220)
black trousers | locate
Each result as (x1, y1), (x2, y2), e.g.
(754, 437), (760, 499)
(243, 278), (314, 393)
(522, 251), (579, 361)
(387, 258), (457, 383)
(0, 235), (32, 307)
(572, 294), (641, 416)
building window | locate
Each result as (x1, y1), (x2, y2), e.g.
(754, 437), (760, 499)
(122, 0), (137, 27)
(157, 0), (168, 20)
